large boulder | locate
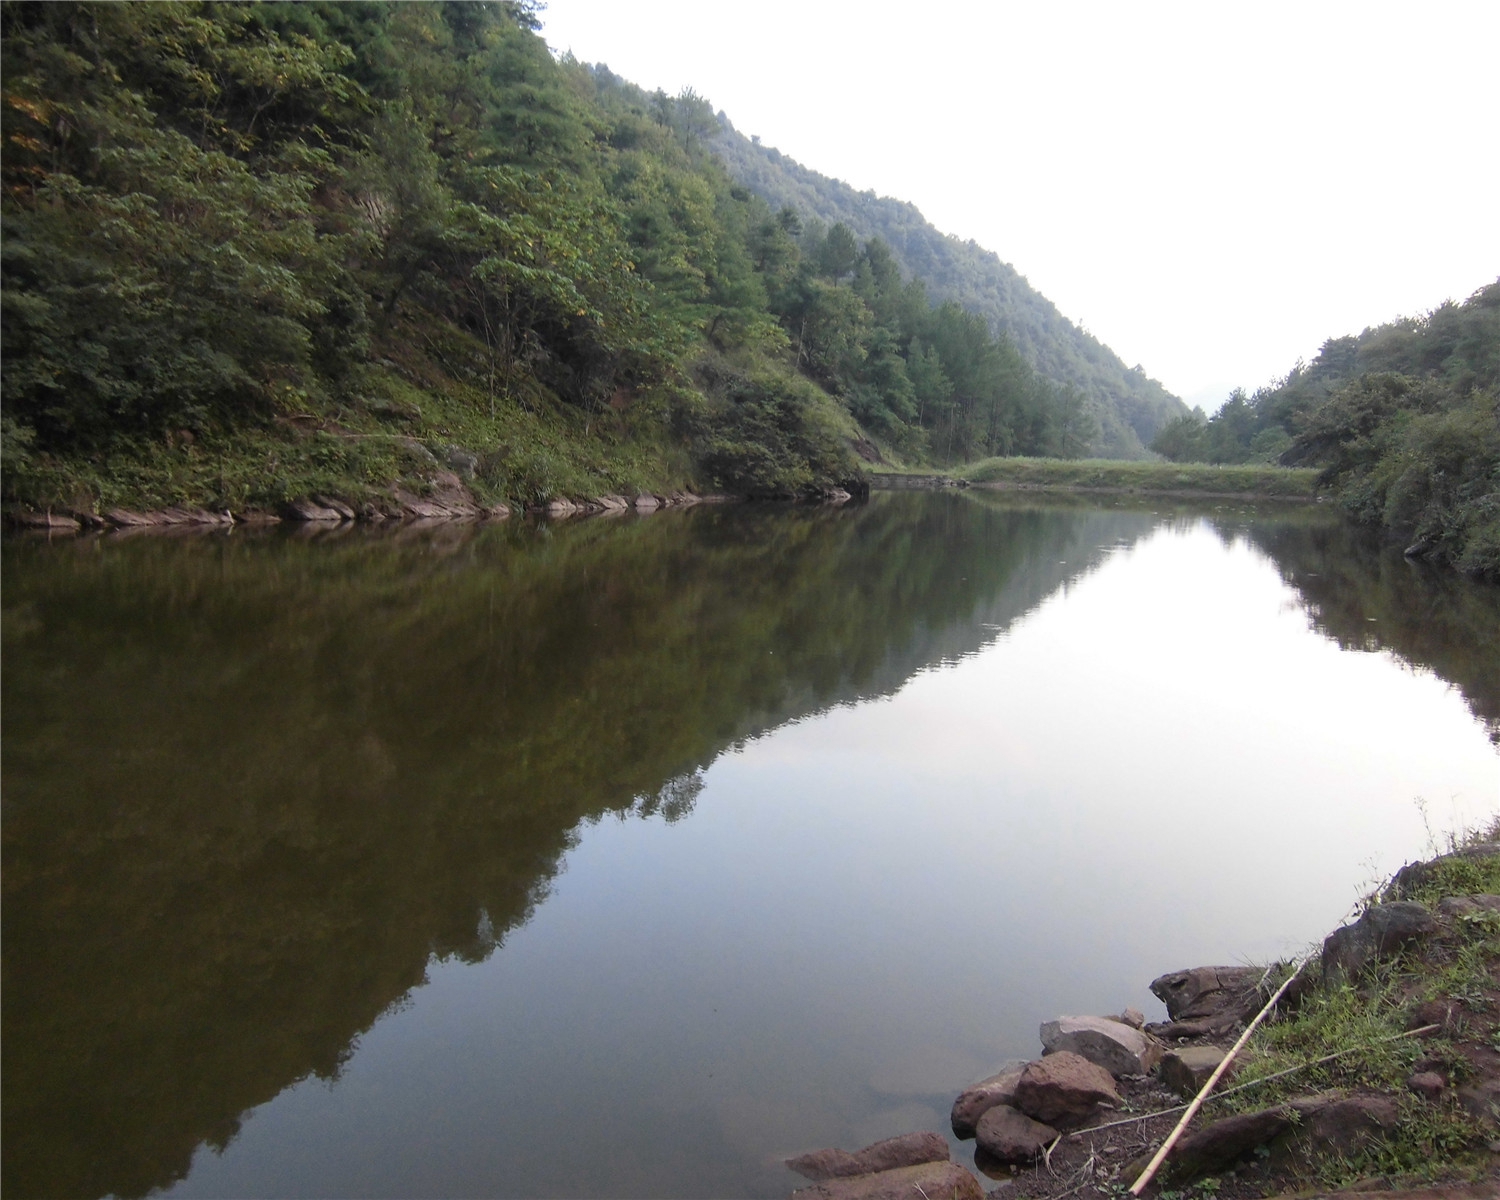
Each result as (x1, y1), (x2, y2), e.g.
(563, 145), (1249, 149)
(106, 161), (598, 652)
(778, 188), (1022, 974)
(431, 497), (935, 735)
(790, 1161), (982, 1200)
(1158, 1045), (1229, 1098)
(786, 1132), (947, 1181)
(1040, 1015), (1162, 1076)
(1125, 1106), (1294, 1181)
(974, 1105), (1058, 1164)
(1013, 1052), (1119, 1128)
(1293, 1092), (1402, 1156)
(1322, 901), (1437, 981)
(950, 1066), (1023, 1138)
(1149, 966), (1263, 1022)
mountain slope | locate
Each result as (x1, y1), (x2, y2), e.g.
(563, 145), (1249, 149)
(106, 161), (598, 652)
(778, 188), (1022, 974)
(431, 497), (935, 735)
(711, 117), (1187, 458)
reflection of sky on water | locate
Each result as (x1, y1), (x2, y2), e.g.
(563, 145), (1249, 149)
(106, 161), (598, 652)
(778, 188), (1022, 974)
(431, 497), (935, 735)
(166, 519), (1497, 1200)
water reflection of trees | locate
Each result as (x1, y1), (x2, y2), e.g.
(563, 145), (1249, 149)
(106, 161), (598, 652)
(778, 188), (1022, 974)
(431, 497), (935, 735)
(7, 497), (1493, 1200)
(1226, 517), (1500, 742)
(1, 495), (1148, 1200)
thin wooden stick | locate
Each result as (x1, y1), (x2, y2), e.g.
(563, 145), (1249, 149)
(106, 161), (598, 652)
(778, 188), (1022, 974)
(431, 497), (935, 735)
(1066, 1022), (1439, 1140)
(1128, 959), (1308, 1195)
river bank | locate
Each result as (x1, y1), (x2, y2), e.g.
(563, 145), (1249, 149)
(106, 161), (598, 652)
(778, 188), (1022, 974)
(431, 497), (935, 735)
(2, 476), (863, 535)
(787, 835), (1500, 1199)
(955, 457), (1320, 500)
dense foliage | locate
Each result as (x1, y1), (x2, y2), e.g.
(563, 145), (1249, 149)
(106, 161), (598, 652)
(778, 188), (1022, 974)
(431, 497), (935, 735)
(1, 1), (1110, 512)
(711, 116), (1187, 457)
(1151, 281), (1500, 578)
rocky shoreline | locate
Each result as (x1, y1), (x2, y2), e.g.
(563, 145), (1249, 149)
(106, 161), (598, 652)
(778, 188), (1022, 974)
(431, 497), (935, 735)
(784, 843), (1500, 1199)
(3, 475), (861, 535)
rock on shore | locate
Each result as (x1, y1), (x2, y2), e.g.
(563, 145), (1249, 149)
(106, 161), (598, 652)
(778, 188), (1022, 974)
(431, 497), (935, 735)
(1040, 1014), (1162, 1076)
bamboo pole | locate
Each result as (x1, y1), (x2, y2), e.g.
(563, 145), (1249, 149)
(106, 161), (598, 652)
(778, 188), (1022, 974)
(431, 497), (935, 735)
(1128, 959), (1308, 1195)
(1067, 1022), (1438, 1140)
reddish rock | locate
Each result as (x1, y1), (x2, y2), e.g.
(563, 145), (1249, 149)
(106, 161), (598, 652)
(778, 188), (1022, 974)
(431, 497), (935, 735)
(1117, 1006), (1146, 1030)
(951, 1066), (1023, 1138)
(786, 1148), (862, 1181)
(1457, 1072), (1500, 1127)
(1295, 1092), (1402, 1155)
(1013, 1052), (1120, 1128)
(845, 1132), (947, 1175)
(1407, 999), (1464, 1034)
(974, 1104), (1058, 1164)
(791, 1161), (982, 1200)
(787, 1132), (947, 1181)
(1407, 1070), (1446, 1101)
(1136, 1105), (1294, 1180)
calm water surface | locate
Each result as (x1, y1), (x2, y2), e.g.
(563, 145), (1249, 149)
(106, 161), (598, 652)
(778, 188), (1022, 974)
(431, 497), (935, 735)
(3, 493), (1497, 1199)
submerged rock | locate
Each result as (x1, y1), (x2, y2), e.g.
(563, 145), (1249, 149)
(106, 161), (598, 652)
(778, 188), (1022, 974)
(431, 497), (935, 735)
(1040, 1015), (1162, 1076)
(790, 1160), (982, 1200)
(1013, 1051), (1119, 1128)
(786, 1132), (947, 1181)
(973, 1104), (1058, 1164)
(950, 1065), (1023, 1138)
(785, 1149), (861, 1181)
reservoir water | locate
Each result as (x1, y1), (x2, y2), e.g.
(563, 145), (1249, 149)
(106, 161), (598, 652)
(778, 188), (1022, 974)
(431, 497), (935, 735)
(3, 492), (1497, 1199)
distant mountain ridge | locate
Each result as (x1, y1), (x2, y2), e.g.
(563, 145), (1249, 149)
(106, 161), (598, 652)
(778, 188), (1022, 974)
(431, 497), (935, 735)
(711, 117), (1187, 458)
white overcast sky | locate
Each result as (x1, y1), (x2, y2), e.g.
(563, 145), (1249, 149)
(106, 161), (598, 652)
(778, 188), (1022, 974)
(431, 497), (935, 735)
(538, 1), (1500, 410)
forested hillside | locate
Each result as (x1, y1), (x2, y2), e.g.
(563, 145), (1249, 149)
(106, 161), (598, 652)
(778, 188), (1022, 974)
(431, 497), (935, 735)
(1, 1), (1131, 520)
(1152, 281), (1500, 578)
(710, 117), (1187, 458)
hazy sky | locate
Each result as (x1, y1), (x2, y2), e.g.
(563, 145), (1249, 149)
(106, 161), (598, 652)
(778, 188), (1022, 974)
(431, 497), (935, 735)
(538, 1), (1500, 410)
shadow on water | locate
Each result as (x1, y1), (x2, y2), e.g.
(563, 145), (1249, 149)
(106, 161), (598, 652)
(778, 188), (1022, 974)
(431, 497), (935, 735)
(1, 493), (1494, 1198)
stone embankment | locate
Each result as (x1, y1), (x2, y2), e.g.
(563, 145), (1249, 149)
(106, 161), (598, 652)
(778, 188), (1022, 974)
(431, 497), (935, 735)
(784, 844), (1500, 1198)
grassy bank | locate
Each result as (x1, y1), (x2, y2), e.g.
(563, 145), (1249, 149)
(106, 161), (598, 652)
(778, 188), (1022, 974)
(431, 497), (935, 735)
(957, 456), (1319, 499)
(1210, 836), (1500, 1193)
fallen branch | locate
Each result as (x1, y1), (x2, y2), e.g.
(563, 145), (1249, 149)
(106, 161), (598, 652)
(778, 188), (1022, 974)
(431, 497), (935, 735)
(1129, 960), (1309, 1195)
